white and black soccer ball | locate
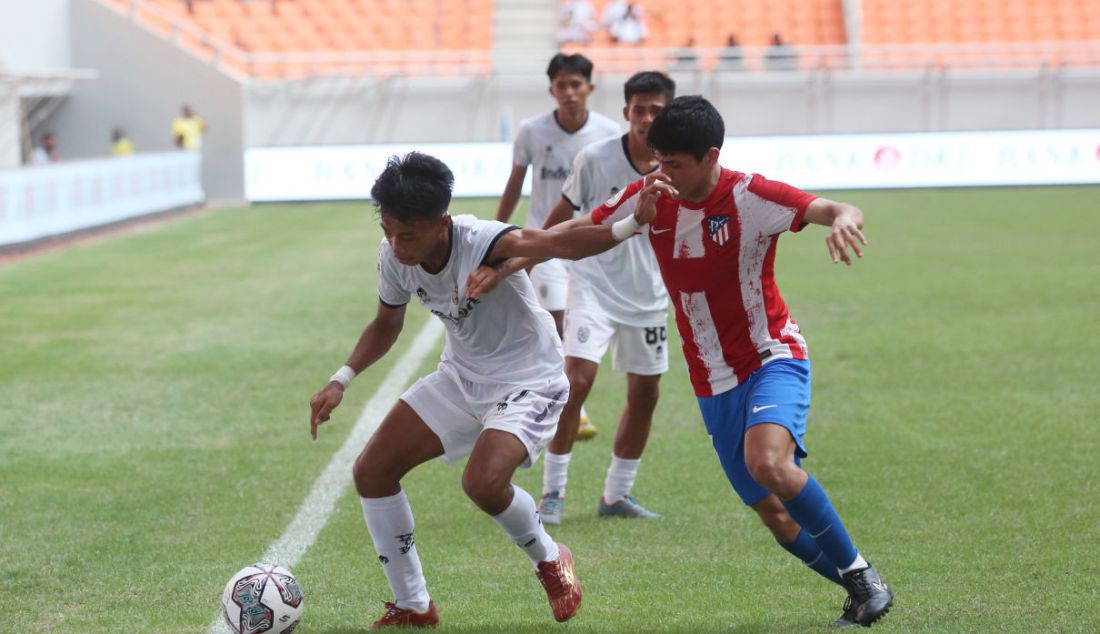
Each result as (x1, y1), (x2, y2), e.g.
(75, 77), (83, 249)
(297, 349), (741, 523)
(221, 563), (304, 634)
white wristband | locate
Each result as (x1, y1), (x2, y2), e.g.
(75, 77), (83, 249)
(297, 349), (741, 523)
(611, 214), (641, 242)
(329, 365), (356, 388)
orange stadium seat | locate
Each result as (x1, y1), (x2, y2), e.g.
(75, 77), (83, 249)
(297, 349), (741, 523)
(862, 0), (1100, 45)
(144, 0), (494, 78)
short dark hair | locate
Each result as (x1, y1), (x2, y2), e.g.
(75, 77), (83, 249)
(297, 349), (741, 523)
(370, 152), (454, 222)
(624, 71), (675, 105)
(546, 53), (594, 82)
(646, 95), (725, 161)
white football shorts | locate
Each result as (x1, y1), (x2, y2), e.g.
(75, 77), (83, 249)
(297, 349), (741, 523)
(528, 259), (568, 312)
(562, 281), (669, 376)
(400, 363), (569, 468)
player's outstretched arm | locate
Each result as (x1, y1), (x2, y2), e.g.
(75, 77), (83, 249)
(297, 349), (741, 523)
(309, 301), (407, 439)
(482, 173), (674, 268)
(803, 197), (867, 266)
(467, 213), (597, 299)
(495, 164), (528, 223)
(485, 219), (613, 266)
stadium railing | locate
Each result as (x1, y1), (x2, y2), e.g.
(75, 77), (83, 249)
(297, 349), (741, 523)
(0, 152), (204, 247)
(567, 41), (1100, 74)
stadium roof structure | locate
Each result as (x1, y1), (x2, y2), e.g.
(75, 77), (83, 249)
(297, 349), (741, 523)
(0, 66), (98, 168)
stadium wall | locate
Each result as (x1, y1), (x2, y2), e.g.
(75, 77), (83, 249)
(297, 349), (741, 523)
(0, 0), (71, 72)
(0, 152), (204, 247)
(244, 68), (1100, 147)
(0, 85), (17, 169)
(41, 0), (244, 199)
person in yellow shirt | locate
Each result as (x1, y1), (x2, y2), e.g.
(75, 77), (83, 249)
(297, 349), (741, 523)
(172, 104), (206, 151)
(110, 128), (134, 156)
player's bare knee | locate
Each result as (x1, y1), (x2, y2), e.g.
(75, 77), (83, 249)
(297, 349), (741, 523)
(461, 469), (509, 511)
(351, 454), (376, 497)
(352, 451), (396, 498)
(746, 453), (795, 493)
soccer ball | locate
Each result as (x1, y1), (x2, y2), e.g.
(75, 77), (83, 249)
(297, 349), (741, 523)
(221, 563), (304, 634)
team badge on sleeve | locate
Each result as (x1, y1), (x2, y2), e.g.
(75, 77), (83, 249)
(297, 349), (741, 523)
(707, 215), (731, 246)
(604, 187), (626, 208)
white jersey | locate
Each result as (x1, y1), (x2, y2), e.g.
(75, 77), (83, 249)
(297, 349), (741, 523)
(562, 135), (668, 325)
(377, 214), (563, 386)
(512, 110), (620, 230)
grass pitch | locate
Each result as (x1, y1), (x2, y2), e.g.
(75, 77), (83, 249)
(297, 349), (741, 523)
(1, 186), (1098, 633)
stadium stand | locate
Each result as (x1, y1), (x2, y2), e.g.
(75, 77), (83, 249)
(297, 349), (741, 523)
(565, 0), (1100, 72)
(564, 0), (848, 72)
(862, 0), (1100, 45)
(96, 0), (1100, 79)
(101, 0), (495, 78)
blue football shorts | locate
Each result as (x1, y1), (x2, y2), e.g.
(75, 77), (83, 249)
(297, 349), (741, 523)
(696, 358), (811, 506)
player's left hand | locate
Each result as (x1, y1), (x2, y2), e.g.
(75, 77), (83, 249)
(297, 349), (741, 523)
(826, 216), (867, 265)
(466, 264), (504, 299)
(634, 172), (677, 226)
(309, 383), (345, 440)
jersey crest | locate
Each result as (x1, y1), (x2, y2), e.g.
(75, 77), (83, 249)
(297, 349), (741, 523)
(604, 186), (627, 208)
(707, 215), (731, 246)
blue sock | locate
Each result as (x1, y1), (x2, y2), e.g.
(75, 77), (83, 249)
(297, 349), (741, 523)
(780, 529), (843, 586)
(781, 475), (859, 572)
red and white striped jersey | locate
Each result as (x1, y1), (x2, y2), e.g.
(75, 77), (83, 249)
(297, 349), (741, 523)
(591, 168), (817, 397)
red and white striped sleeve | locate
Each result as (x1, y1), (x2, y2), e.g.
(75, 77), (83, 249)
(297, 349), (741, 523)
(590, 177), (646, 226)
(738, 173), (818, 234)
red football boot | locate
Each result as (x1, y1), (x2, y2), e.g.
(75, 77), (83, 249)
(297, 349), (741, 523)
(369, 600), (439, 629)
(535, 543), (582, 622)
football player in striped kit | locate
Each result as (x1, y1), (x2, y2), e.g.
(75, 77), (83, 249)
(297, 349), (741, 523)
(471, 96), (894, 628)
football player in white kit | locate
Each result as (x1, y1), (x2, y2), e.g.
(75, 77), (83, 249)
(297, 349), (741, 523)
(481, 72), (676, 525)
(497, 53), (620, 440)
(308, 152), (658, 629)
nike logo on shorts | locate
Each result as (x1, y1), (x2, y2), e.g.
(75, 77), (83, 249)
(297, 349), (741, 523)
(752, 404), (778, 414)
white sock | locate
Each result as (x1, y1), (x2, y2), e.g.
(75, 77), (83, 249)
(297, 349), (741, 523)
(603, 454), (642, 504)
(542, 451), (572, 497)
(839, 553), (870, 575)
(580, 405), (590, 421)
(492, 485), (560, 565)
(360, 492), (430, 612)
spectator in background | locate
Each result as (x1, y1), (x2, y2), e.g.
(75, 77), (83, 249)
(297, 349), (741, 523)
(718, 33), (746, 71)
(672, 37), (699, 71)
(764, 32), (798, 71)
(172, 104), (206, 151)
(31, 131), (58, 164)
(110, 128), (134, 156)
(601, 0), (628, 33)
(610, 3), (647, 45)
(557, 0), (597, 45)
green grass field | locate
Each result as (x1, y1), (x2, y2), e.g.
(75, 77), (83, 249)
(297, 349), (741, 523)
(2, 186), (1098, 633)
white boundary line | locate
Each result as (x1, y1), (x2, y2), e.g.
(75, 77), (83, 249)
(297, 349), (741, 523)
(208, 319), (444, 633)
